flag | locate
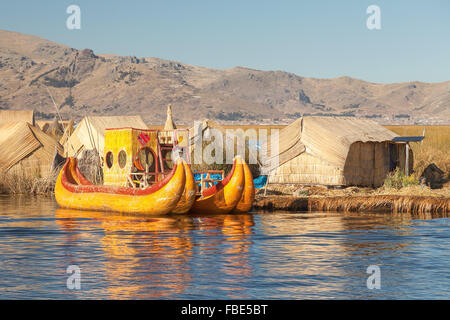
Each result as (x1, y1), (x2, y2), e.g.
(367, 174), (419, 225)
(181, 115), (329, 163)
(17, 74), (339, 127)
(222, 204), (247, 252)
(138, 133), (150, 145)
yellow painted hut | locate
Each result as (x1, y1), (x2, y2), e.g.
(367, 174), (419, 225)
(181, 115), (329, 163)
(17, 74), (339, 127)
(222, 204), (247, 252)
(103, 125), (188, 187)
(263, 117), (412, 187)
(0, 121), (64, 178)
(103, 128), (159, 187)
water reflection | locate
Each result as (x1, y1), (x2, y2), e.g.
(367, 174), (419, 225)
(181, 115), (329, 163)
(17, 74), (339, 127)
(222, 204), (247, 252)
(55, 209), (254, 299)
(1, 196), (449, 299)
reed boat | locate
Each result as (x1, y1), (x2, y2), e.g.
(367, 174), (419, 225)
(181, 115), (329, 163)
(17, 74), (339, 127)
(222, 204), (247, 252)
(190, 156), (254, 214)
(231, 158), (255, 213)
(172, 160), (196, 214)
(55, 157), (186, 214)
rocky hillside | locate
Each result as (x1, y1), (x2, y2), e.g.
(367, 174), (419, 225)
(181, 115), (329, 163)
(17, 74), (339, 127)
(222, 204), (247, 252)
(1, 30), (449, 125)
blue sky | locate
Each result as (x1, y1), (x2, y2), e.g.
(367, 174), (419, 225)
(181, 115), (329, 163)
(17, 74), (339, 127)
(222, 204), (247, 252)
(1, 0), (449, 83)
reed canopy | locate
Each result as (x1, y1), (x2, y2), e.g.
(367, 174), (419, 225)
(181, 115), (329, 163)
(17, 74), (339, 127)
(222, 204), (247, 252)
(0, 121), (64, 178)
(64, 116), (148, 158)
(263, 117), (412, 187)
(0, 110), (35, 126)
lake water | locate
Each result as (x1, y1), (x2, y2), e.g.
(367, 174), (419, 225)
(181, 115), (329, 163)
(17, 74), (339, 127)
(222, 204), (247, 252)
(0, 195), (449, 299)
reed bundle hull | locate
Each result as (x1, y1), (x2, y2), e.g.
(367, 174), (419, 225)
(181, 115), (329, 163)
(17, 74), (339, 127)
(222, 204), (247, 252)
(190, 157), (246, 214)
(55, 158), (186, 215)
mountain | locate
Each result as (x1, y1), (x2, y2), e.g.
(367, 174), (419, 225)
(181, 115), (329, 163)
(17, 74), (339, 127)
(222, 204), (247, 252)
(0, 30), (449, 125)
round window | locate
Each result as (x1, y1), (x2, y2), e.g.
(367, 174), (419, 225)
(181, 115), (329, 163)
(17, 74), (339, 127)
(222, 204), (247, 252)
(105, 151), (114, 169)
(118, 150), (127, 168)
(135, 147), (155, 172)
(162, 149), (174, 170)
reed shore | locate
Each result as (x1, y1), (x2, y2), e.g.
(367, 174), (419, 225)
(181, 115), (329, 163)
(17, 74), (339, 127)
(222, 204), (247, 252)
(254, 194), (450, 214)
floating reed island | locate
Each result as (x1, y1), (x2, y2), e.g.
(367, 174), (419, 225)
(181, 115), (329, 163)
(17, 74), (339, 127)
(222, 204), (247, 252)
(254, 194), (450, 214)
(0, 108), (448, 217)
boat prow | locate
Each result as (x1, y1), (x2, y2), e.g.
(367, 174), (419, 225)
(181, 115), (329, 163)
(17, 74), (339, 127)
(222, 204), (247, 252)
(189, 156), (246, 214)
(55, 157), (186, 215)
(172, 160), (196, 214)
(231, 159), (255, 213)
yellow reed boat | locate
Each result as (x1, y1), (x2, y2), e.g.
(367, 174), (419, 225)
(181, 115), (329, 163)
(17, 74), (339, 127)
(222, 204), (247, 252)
(55, 157), (186, 214)
(189, 156), (254, 214)
(231, 158), (255, 213)
(172, 160), (196, 214)
(55, 124), (254, 214)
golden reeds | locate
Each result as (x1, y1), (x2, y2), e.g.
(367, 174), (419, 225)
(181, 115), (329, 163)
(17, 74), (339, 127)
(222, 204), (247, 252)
(0, 168), (60, 195)
(385, 125), (450, 178)
(308, 195), (450, 214)
(254, 194), (450, 214)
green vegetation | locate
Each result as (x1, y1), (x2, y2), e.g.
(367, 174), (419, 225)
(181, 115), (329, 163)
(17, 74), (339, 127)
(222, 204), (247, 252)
(382, 168), (420, 190)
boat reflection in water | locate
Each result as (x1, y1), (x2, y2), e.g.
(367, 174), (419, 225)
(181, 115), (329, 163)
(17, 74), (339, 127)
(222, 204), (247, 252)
(55, 209), (254, 299)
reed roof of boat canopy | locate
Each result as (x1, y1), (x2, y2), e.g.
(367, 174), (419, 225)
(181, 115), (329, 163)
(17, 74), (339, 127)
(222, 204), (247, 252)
(163, 104), (177, 131)
(0, 121), (64, 176)
(0, 110), (35, 126)
(64, 115), (148, 157)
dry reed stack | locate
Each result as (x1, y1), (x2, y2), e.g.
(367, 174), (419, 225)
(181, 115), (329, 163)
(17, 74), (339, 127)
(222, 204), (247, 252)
(0, 110), (35, 126)
(0, 120), (65, 194)
(254, 195), (450, 214)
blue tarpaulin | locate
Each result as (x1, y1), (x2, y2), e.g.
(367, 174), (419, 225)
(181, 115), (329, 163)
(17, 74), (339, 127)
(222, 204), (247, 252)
(193, 173), (222, 186)
(253, 175), (267, 189)
(193, 173), (268, 189)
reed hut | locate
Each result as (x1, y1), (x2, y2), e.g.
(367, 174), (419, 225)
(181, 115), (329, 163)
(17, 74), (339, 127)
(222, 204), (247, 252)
(59, 120), (74, 146)
(0, 110), (35, 126)
(64, 116), (148, 158)
(263, 117), (412, 187)
(0, 121), (64, 178)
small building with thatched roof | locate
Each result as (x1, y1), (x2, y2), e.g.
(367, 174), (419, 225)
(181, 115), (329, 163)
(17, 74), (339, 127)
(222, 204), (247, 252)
(262, 117), (412, 187)
(0, 121), (64, 178)
(0, 110), (35, 126)
(64, 116), (148, 158)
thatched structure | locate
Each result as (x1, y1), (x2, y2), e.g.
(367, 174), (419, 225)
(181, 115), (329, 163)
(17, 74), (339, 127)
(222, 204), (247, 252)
(0, 121), (64, 178)
(0, 110), (35, 126)
(159, 104), (178, 145)
(40, 117), (65, 140)
(64, 116), (148, 157)
(263, 117), (412, 187)
(59, 120), (74, 146)
(163, 104), (176, 130)
(188, 119), (225, 141)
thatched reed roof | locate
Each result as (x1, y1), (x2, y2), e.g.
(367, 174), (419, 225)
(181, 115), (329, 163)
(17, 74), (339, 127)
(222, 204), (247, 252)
(0, 121), (63, 173)
(0, 110), (34, 126)
(64, 115), (148, 157)
(164, 104), (177, 130)
(263, 117), (399, 172)
(59, 120), (74, 146)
